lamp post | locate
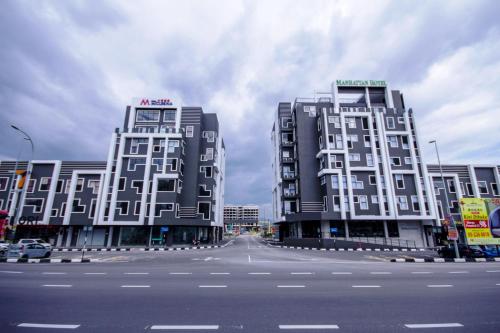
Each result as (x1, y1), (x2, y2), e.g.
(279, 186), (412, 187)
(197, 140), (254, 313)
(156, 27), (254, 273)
(10, 125), (35, 235)
(429, 140), (460, 259)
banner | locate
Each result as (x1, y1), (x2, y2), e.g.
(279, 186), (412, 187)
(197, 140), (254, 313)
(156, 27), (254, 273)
(460, 198), (500, 245)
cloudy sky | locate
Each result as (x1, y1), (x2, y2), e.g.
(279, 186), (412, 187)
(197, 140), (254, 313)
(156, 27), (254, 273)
(1, 0), (499, 217)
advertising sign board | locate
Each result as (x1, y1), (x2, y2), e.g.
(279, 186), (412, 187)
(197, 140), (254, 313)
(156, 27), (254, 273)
(460, 198), (500, 245)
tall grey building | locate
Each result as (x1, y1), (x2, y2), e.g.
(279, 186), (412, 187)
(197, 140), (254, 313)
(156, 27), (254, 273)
(271, 80), (437, 247)
(0, 98), (225, 247)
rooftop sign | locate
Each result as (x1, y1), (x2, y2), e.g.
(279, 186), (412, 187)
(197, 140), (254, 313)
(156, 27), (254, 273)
(336, 80), (387, 87)
(138, 98), (173, 106)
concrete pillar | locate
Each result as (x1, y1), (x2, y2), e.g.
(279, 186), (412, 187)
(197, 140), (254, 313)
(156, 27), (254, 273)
(148, 227), (153, 247)
(344, 221), (349, 238)
(65, 226), (73, 248)
(297, 222), (302, 239)
(383, 221), (389, 238)
(321, 220), (331, 239)
(56, 227), (64, 247)
(107, 226), (113, 248)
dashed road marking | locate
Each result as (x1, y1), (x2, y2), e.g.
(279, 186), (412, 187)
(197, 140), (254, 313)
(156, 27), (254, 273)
(150, 325), (219, 330)
(121, 285), (150, 288)
(448, 271), (469, 274)
(411, 272), (432, 274)
(486, 270), (500, 273)
(170, 272), (192, 275)
(277, 285), (305, 288)
(210, 273), (230, 275)
(279, 325), (339, 329)
(199, 285), (227, 288)
(331, 272), (352, 275)
(18, 323), (80, 329)
(42, 285), (72, 288)
(352, 285), (381, 288)
(427, 285), (453, 288)
(405, 323), (463, 328)
(290, 272), (314, 275)
(42, 272), (67, 275)
(84, 272), (107, 275)
(0, 271), (23, 274)
(248, 272), (271, 275)
(124, 272), (149, 275)
(369, 272), (392, 275)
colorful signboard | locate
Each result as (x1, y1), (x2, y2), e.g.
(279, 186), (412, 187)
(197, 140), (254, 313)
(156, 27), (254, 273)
(138, 98), (173, 106)
(336, 80), (387, 87)
(460, 198), (500, 245)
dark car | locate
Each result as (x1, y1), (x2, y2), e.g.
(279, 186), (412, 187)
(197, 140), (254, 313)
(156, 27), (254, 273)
(438, 244), (484, 258)
(480, 245), (500, 258)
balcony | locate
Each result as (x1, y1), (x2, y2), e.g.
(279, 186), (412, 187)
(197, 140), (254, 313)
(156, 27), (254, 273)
(281, 141), (294, 147)
(282, 172), (297, 180)
(283, 190), (298, 198)
(281, 157), (294, 163)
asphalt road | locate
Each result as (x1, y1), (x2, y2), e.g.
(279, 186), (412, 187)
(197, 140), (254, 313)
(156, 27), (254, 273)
(1, 235), (500, 332)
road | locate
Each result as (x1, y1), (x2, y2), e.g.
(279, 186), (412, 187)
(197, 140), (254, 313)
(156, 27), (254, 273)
(1, 235), (500, 332)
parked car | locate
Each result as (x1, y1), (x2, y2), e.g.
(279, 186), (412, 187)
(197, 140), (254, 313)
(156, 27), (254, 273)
(0, 240), (9, 257)
(480, 245), (500, 258)
(17, 239), (52, 251)
(20, 243), (51, 259)
(438, 244), (484, 258)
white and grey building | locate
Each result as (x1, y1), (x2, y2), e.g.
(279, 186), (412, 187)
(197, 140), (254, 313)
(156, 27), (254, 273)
(271, 80), (439, 247)
(0, 98), (225, 247)
(223, 205), (259, 232)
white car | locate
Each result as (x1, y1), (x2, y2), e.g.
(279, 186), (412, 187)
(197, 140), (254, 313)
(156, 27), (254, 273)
(0, 240), (9, 257)
(17, 239), (52, 251)
(20, 243), (51, 259)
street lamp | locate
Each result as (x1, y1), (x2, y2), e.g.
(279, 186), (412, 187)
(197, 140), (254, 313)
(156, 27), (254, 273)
(429, 140), (460, 259)
(10, 125), (35, 234)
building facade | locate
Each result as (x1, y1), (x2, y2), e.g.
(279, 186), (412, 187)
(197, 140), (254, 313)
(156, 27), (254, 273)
(223, 205), (259, 233)
(0, 98), (225, 247)
(271, 80), (439, 247)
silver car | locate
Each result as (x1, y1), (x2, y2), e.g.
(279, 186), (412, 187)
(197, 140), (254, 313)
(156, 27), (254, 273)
(17, 239), (52, 251)
(20, 243), (51, 259)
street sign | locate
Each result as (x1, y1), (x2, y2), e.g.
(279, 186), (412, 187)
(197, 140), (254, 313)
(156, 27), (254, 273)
(160, 227), (169, 232)
(330, 227), (338, 233)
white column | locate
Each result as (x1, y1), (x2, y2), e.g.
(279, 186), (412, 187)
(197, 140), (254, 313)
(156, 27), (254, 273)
(321, 220), (331, 239)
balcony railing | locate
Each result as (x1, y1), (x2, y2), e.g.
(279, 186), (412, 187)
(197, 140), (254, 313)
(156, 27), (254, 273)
(283, 191), (297, 198)
(281, 141), (294, 147)
(282, 172), (296, 179)
(282, 157), (294, 163)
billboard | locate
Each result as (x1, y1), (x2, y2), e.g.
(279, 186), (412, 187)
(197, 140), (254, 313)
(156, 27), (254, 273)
(460, 198), (500, 245)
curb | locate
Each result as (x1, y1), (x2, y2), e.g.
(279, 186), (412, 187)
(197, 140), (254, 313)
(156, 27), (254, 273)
(391, 257), (500, 263)
(269, 244), (427, 252)
(52, 241), (234, 252)
(0, 258), (98, 264)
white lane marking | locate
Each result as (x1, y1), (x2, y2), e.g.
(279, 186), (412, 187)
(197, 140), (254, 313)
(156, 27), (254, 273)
(150, 325), (219, 330)
(170, 272), (192, 275)
(448, 271), (469, 274)
(369, 272), (392, 275)
(279, 325), (339, 329)
(0, 271), (23, 274)
(411, 272), (432, 274)
(427, 285), (453, 288)
(84, 273), (107, 275)
(121, 285), (151, 288)
(352, 285), (381, 288)
(18, 323), (80, 329)
(199, 285), (227, 288)
(496, 283), (500, 286)
(277, 285), (305, 288)
(42, 272), (67, 275)
(248, 272), (271, 275)
(486, 270), (500, 273)
(405, 323), (463, 328)
(331, 272), (352, 275)
(290, 272), (314, 275)
(124, 272), (149, 275)
(210, 273), (231, 275)
(42, 285), (72, 288)
(248, 255), (251, 263)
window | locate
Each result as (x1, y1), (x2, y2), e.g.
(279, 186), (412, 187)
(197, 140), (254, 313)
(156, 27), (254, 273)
(447, 180), (456, 193)
(199, 185), (211, 197)
(361, 117), (369, 130)
(411, 196), (420, 211)
(450, 200), (459, 214)
(65, 180), (71, 194)
(344, 196), (350, 211)
(200, 166), (213, 178)
(394, 174), (404, 189)
(178, 180), (183, 193)
(460, 182), (466, 195)
(118, 177), (126, 191)
(54, 179), (63, 193)
(152, 158), (164, 172)
(466, 183), (474, 196)
(335, 161), (343, 168)
(25, 198), (43, 213)
(404, 157), (412, 165)
(116, 201), (129, 215)
(359, 195), (368, 210)
(186, 126), (194, 137)
(168, 140), (179, 153)
(130, 138), (148, 154)
(166, 158), (177, 171)
(76, 178), (84, 192)
(320, 175), (326, 185)
(386, 117), (395, 129)
(391, 157), (401, 166)
(27, 179), (36, 193)
(349, 153), (360, 162)
(369, 175), (377, 185)
(387, 135), (398, 148)
(323, 196), (328, 212)
(132, 180), (143, 194)
(401, 136), (409, 149)
(335, 135), (343, 149)
(157, 179), (175, 192)
(492, 183), (499, 196)
(155, 203), (174, 217)
(328, 116), (341, 128)
(331, 175), (339, 189)
(351, 175), (364, 189)
(163, 110), (176, 122)
(397, 196), (409, 210)
(383, 196), (389, 211)
(366, 153), (374, 167)
(478, 181), (488, 194)
(364, 135), (371, 148)
(304, 105), (316, 117)
(135, 126), (156, 133)
(89, 199), (97, 219)
(0, 177), (7, 191)
(198, 202), (211, 220)
(134, 201), (141, 215)
(136, 110), (160, 122)
(88, 180), (100, 194)
(72, 199), (85, 213)
(203, 131), (215, 142)
(346, 117), (356, 128)
(39, 177), (51, 191)
(51, 208), (58, 217)
(397, 117), (405, 124)
(371, 195), (379, 204)
(128, 158), (146, 171)
(205, 148), (214, 161)
(333, 196), (340, 212)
